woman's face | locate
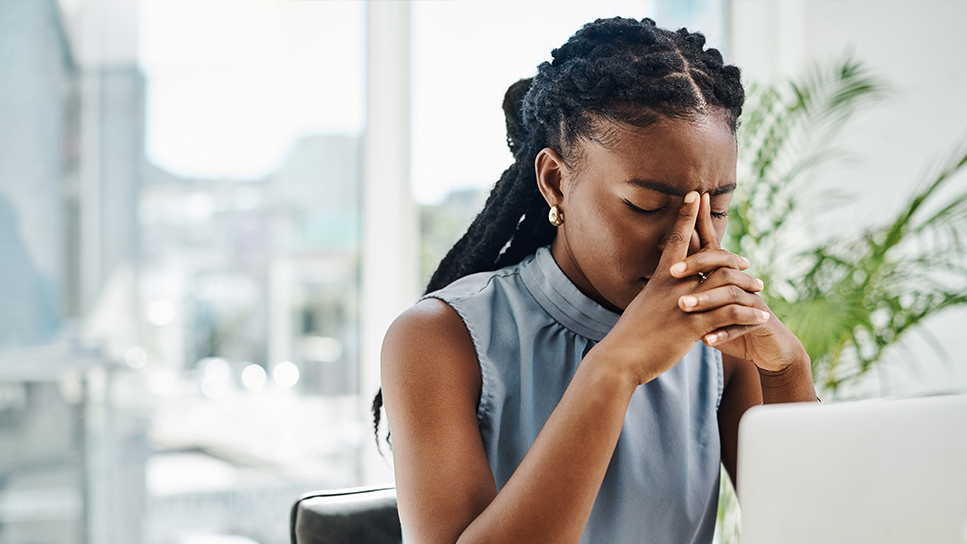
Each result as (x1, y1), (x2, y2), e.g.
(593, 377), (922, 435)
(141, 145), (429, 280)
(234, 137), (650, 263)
(542, 113), (737, 312)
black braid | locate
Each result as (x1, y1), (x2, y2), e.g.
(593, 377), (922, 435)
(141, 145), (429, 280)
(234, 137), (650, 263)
(372, 17), (745, 451)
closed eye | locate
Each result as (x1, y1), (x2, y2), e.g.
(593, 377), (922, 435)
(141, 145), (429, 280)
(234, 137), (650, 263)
(623, 199), (663, 215)
(624, 199), (728, 218)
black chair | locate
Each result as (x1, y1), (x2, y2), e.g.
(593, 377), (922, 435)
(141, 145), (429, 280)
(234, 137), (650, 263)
(290, 486), (402, 544)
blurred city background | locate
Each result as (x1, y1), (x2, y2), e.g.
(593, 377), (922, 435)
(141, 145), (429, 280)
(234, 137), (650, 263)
(0, 1), (964, 543)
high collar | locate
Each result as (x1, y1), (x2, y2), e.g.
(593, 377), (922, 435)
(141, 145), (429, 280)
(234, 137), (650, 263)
(520, 246), (621, 342)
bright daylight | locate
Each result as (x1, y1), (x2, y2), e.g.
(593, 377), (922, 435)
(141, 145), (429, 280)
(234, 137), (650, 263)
(0, 1), (965, 544)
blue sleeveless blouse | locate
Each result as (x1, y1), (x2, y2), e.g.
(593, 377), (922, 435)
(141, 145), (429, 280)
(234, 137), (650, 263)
(424, 246), (723, 543)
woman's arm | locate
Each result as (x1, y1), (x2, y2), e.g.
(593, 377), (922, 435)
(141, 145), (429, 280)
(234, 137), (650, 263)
(382, 298), (638, 544)
(718, 354), (762, 489)
(380, 299), (498, 544)
(755, 350), (816, 404)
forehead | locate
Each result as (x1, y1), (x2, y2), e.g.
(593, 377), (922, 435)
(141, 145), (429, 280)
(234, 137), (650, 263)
(574, 115), (737, 194)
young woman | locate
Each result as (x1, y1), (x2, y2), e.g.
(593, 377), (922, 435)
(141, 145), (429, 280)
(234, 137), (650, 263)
(375, 17), (817, 544)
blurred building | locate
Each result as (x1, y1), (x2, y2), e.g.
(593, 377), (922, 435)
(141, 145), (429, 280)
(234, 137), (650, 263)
(139, 134), (362, 395)
(0, 1), (367, 543)
(0, 0), (73, 347)
(418, 186), (487, 287)
(136, 133), (364, 544)
(0, 1), (146, 544)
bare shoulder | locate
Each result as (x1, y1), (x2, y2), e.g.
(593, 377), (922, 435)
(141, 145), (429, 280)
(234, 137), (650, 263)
(383, 297), (474, 351)
(381, 297), (481, 401)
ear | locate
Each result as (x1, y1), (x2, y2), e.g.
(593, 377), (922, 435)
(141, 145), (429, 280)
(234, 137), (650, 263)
(534, 148), (567, 207)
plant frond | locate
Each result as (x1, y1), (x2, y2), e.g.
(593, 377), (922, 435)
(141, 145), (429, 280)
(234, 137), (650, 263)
(734, 54), (967, 398)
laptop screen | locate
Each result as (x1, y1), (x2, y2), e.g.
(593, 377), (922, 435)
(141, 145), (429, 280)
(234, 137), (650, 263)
(737, 393), (967, 544)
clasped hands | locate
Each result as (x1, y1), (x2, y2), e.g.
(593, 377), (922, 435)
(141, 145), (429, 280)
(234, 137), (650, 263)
(670, 191), (806, 373)
(596, 191), (808, 386)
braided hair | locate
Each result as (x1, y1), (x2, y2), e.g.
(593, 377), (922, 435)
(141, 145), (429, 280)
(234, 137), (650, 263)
(372, 17), (745, 450)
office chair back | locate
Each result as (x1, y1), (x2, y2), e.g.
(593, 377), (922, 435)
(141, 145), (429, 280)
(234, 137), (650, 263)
(290, 486), (401, 544)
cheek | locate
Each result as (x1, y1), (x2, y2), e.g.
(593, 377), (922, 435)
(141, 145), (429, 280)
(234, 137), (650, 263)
(569, 198), (640, 260)
(601, 215), (668, 270)
(576, 199), (623, 250)
(563, 189), (663, 270)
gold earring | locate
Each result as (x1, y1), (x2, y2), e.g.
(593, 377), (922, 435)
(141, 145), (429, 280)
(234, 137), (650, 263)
(548, 205), (564, 227)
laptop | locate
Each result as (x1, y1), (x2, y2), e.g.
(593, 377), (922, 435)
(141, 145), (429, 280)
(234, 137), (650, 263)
(737, 392), (967, 544)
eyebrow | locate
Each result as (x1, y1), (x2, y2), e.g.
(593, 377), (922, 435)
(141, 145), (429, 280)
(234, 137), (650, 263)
(625, 179), (737, 197)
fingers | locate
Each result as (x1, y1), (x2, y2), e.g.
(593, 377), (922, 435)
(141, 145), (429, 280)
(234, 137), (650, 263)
(678, 282), (763, 313)
(695, 192), (720, 251)
(703, 324), (760, 347)
(705, 267), (764, 293)
(657, 191), (700, 273)
(669, 192), (746, 280)
(692, 304), (772, 338)
(670, 249), (752, 279)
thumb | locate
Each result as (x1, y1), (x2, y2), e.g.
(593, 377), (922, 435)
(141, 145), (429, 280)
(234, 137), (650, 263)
(657, 191), (700, 275)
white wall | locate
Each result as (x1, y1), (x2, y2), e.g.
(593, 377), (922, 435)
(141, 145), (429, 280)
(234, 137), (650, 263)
(731, 0), (967, 397)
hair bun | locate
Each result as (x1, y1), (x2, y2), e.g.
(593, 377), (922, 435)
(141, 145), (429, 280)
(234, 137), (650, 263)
(503, 77), (533, 154)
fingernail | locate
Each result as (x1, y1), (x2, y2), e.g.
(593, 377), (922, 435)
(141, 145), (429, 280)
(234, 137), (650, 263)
(684, 191), (698, 204)
(670, 262), (686, 275)
(681, 296), (698, 309)
(706, 333), (719, 344)
(756, 278), (764, 290)
(740, 256), (751, 267)
(756, 310), (770, 321)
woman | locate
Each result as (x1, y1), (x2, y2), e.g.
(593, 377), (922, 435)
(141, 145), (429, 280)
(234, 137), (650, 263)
(375, 17), (817, 544)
